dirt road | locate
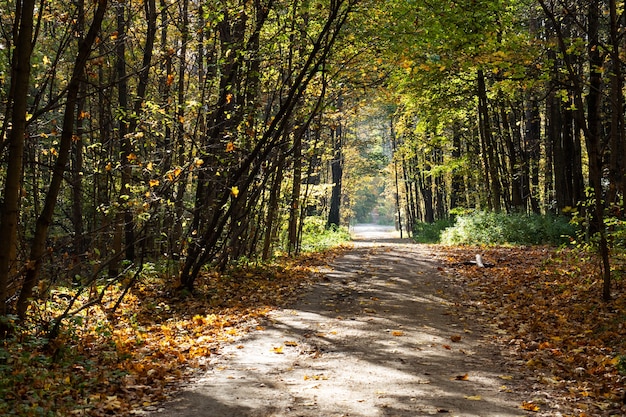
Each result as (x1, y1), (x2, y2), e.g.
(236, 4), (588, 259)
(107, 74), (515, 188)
(151, 225), (532, 417)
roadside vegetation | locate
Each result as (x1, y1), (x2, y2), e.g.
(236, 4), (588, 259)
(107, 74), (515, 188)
(412, 211), (576, 246)
(0, 240), (350, 417)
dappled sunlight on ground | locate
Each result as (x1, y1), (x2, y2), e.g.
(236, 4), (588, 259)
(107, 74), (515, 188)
(152, 239), (531, 417)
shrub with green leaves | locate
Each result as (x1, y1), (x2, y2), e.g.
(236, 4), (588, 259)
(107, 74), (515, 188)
(299, 216), (351, 252)
(438, 211), (575, 246)
(412, 219), (455, 243)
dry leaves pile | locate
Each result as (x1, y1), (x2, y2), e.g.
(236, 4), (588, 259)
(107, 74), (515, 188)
(440, 246), (626, 416)
(1, 250), (344, 416)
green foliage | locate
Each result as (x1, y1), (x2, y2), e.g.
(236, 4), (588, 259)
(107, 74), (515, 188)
(412, 219), (456, 243)
(568, 200), (626, 256)
(299, 216), (351, 253)
(439, 211), (575, 246)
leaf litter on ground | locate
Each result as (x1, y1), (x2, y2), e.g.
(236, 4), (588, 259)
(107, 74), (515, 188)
(0, 248), (347, 417)
(439, 245), (626, 416)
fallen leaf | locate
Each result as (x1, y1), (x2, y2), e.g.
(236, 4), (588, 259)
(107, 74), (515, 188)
(464, 395), (482, 401)
(392, 330), (404, 336)
(454, 373), (469, 381)
(450, 335), (462, 342)
(271, 346), (284, 354)
(520, 401), (540, 411)
(284, 341), (298, 347)
(442, 344), (451, 350)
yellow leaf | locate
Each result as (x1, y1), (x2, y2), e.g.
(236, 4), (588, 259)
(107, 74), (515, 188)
(284, 341), (298, 347)
(149, 179), (160, 187)
(271, 346), (284, 354)
(464, 395), (482, 401)
(231, 186), (239, 198)
(226, 142), (235, 152)
(520, 401), (540, 411)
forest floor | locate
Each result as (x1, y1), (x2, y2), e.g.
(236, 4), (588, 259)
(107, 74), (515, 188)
(146, 225), (625, 417)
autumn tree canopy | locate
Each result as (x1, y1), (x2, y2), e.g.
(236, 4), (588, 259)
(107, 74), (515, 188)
(0, 0), (625, 332)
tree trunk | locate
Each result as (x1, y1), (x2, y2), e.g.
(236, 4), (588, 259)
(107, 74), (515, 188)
(585, 0), (611, 301)
(327, 123), (343, 228)
(262, 149), (287, 260)
(608, 0), (624, 208)
(16, 0), (108, 319)
(477, 69), (501, 212)
(0, 0), (36, 327)
(525, 92), (541, 213)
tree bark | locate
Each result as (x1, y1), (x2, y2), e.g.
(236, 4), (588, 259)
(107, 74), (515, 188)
(0, 0), (36, 328)
(327, 122), (343, 228)
(477, 69), (501, 212)
(16, 0), (108, 319)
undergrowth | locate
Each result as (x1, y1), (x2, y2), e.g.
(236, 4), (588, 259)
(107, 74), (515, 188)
(0, 249), (346, 416)
(414, 211), (575, 246)
(298, 216), (351, 252)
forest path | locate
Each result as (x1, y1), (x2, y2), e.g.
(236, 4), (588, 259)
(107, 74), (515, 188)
(150, 225), (533, 417)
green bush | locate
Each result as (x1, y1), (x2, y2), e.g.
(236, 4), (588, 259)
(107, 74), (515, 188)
(299, 216), (351, 252)
(412, 219), (455, 243)
(439, 211), (575, 246)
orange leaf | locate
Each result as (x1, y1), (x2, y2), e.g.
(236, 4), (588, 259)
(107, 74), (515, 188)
(454, 373), (469, 381)
(442, 344), (451, 350)
(391, 330), (404, 337)
(520, 401), (540, 412)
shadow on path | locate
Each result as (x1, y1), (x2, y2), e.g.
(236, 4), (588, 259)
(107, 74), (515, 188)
(151, 231), (532, 417)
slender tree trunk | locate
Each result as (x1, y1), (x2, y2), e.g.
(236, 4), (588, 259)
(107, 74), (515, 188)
(608, 0), (624, 208)
(16, 0), (108, 319)
(327, 122), (343, 228)
(501, 103), (523, 209)
(585, 0), (611, 301)
(477, 69), (501, 212)
(525, 92), (541, 213)
(450, 123), (465, 210)
(71, 0), (87, 276)
(262, 149), (287, 260)
(0, 0), (36, 327)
